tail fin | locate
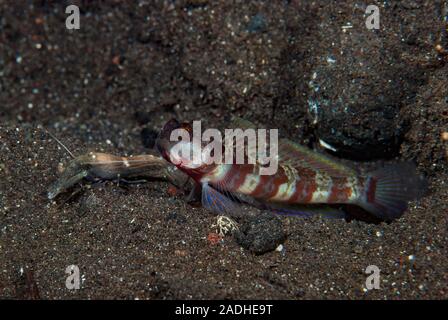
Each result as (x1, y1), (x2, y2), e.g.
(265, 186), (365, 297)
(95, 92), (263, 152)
(357, 163), (427, 221)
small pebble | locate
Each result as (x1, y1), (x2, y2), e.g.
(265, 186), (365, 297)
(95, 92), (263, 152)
(167, 185), (180, 197)
(247, 13), (267, 33)
(174, 249), (188, 257)
(207, 232), (223, 245)
(235, 213), (286, 255)
(435, 44), (444, 53)
(112, 55), (121, 65)
(442, 132), (448, 141)
(354, 245), (363, 254)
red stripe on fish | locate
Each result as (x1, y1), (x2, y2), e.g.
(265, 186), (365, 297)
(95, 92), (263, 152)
(327, 177), (352, 203)
(268, 168), (289, 199)
(288, 168), (317, 203)
(250, 175), (275, 198)
(250, 167), (287, 199)
(222, 164), (253, 190)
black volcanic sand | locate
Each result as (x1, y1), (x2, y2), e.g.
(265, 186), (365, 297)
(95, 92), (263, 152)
(1, 1), (447, 299)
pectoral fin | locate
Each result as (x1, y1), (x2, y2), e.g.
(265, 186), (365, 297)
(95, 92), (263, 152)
(201, 183), (241, 217)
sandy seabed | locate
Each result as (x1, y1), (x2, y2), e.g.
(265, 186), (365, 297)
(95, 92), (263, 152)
(0, 1), (447, 299)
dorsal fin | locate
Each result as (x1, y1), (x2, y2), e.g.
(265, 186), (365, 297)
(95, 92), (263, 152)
(227, 117), (357, 177)
(276, 138), (357, 177)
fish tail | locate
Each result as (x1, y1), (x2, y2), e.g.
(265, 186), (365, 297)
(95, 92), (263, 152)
(357, 163), (427, 221)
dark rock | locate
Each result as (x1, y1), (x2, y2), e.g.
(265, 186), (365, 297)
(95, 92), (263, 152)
(295, 288), (306, 298)
(141, 128), (159, 149)
(308, 49), (417, 160)
(305, 3), (440, 160)
(235, 213), (286, 255)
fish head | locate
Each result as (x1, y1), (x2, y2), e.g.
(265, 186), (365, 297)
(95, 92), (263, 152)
(156, 119), (216, 180)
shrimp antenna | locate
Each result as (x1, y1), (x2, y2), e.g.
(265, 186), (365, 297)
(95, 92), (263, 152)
(41, 126), (76, 159)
